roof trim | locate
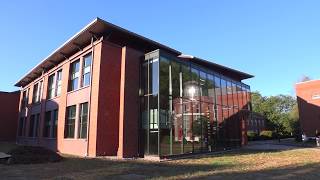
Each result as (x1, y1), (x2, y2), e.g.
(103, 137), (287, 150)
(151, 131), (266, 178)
(15, 17), (253, 87)
(15, 18), (99, 87)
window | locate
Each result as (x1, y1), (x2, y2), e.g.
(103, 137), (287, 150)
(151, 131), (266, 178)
(32, 81), (43, 103)
(29, 114), (40, 137)
(47, 74), (55, 99)
(65, 105), (76, 138)
(82, 54), (92, 87)
(18, 117), (25, 136)
(78, 102), (88, 138)
(69, 60), (80, 91)
(43, 111), (51, 137)
(56, 70), (62, 96)
(52, 109), (58, 138)
(21, 89), (29, 108)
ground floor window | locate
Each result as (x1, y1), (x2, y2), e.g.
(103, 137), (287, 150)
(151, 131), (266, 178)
(18, 117), (25, 136)
(65, 105), (76, 138)
(78, 102), (88, 139)
(53, 109), (58, 138)
(43, 111), (51, 137)
(43, 109), (58, 138)
(29, 114), (40, 137)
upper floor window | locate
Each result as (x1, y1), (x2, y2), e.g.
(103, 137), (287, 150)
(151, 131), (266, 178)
(47, 74), (55, 99)
(56, 70), (62, 96)
(21, 89), (29, 108)
(69, 60), (80, 91)
(82, 54), (92, 87)
(32, 81), (43, 103)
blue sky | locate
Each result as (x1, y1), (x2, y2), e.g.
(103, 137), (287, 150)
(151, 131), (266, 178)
(1, 0), (320, 96)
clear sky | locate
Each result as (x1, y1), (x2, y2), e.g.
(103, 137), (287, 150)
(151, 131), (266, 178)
(1, 0), (320, 96)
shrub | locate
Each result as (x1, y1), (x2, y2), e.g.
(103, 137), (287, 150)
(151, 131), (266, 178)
(5, 146), (62, 165)
(259, 131), (274, 140)
(247, 131), (258, 141)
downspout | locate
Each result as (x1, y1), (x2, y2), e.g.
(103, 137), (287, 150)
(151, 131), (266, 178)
(86, 36), (95, 157)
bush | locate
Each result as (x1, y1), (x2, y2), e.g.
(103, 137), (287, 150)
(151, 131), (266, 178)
(259, 131), (274, 140)
(5, 146), (62, 165)
(247, 131), (258, 141)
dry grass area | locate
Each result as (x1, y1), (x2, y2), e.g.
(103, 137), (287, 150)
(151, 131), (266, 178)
(1, 147), (320, 179)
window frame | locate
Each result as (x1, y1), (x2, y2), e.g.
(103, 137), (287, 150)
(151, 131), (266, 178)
(55, 69), (62, 96)
(78, 102), (88, 139)
(81, 53), (92, 87)
(47, 74), (56, 99)
(68, 60), (80, 92)
(64, 105), (76, 138)
(43, 111), (52, 138)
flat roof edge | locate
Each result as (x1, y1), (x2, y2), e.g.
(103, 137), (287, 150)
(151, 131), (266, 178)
(14, 18), (100, 87)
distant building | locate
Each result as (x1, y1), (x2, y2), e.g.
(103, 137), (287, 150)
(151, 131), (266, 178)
(14, 18), (253, 158)
(295, 80), (320, 137)
(0, 91), (20, 141)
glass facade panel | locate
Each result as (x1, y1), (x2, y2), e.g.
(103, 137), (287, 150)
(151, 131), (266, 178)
(141, 50), (250, 157)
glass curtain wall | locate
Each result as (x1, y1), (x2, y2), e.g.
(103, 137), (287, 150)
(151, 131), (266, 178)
(141, 50), (251, 157)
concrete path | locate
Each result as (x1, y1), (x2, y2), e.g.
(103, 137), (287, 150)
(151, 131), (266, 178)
(244, 139), (307, 151)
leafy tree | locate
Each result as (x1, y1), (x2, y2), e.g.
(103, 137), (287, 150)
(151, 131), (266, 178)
(250, 91), (299, 138)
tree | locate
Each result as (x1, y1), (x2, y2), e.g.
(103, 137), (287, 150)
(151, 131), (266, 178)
(250, 91), (299, 138)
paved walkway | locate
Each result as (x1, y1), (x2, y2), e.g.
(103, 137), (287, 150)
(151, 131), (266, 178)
(244, 139), (312, 151)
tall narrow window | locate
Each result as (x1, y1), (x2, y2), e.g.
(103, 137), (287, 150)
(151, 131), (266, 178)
(52, 109), (58, 138)
(29, 115), (35, 137)
(65, 105), (76, 138)
(32, 81), (43, 103)
(21, 89), (29, 108)
(32, 83), (39, 103)
(29, 114), (40, 137)
(18, 117), (25, 136)
(47, 74), (55, 99)
(34, 114), (40, 137)
(69, 60), (80, 91)
(82, 54), (92, 87)
(56, 70), (62, 96)
(78, 102), (88, 139)
(43, 111), (51, 137)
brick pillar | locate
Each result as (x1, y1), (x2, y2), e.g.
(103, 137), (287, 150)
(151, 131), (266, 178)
(117, 46), (142, 158)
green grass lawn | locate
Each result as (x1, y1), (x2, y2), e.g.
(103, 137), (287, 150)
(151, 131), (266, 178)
(1, 143), (320, 179)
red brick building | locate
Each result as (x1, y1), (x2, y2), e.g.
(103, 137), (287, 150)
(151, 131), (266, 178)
(15, 18), (253, 158)
(296, 80), (320, 137)
(0, 91), (20, 141)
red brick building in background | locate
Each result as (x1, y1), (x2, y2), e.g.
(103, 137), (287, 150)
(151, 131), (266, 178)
(15, 18), (253, 158)
(0, 91), (20, 141)
(296, 80), (320, 137)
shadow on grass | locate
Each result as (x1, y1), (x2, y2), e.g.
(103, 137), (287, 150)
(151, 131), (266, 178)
(0, 148), (319, 179)
(189, 162), (320, 180)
